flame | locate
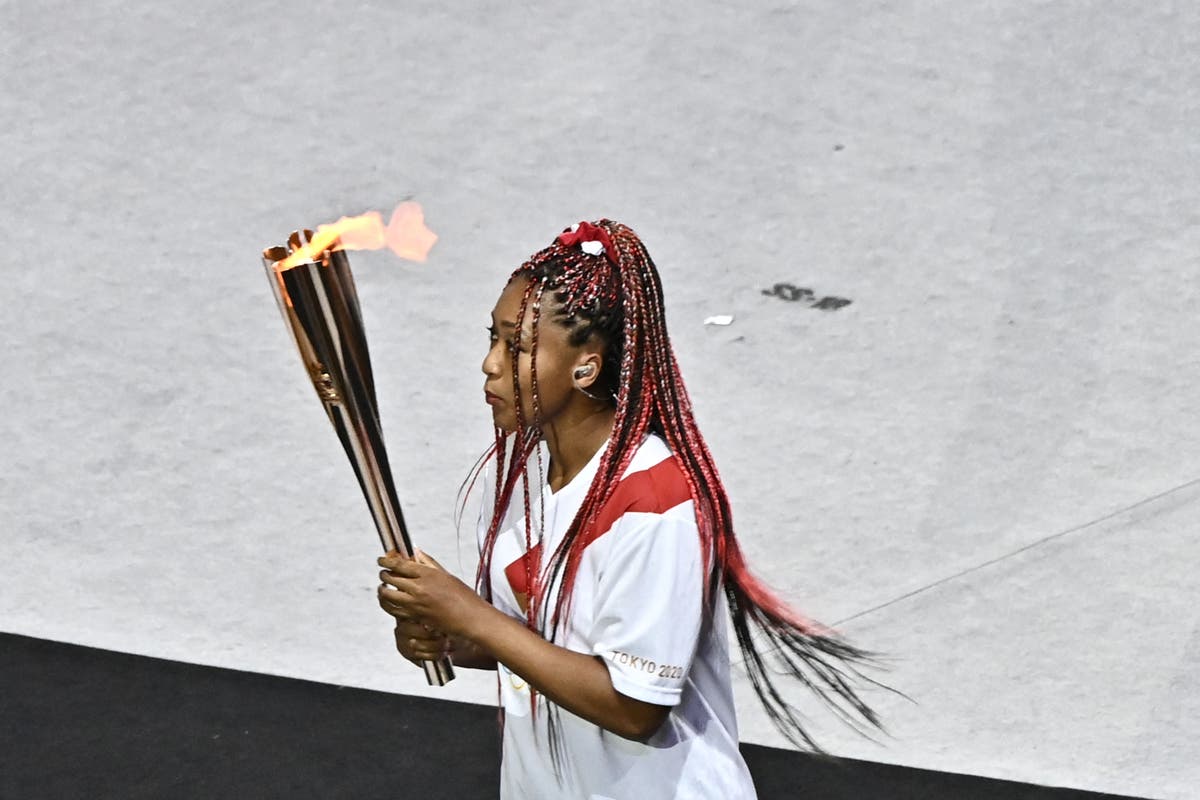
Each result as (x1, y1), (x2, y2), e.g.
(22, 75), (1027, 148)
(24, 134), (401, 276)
(276, 201), (437, 269)
(384, 202), (439, 262)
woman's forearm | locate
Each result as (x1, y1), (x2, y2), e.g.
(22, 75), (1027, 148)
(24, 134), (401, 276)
(448, 636), (497, 670)
(462, 603), (669, 740)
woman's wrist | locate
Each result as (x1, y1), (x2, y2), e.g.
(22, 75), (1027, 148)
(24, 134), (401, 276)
(451, 593), (498, 642)
(447, 634), (497, 670)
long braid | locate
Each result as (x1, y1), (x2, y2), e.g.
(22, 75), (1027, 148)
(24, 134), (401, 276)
(473, 219), (886, 755)
(615, 223), (886, 746)
(475, 273), (541, 603)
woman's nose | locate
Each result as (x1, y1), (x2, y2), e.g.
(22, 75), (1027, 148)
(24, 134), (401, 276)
(482, 343), (502, 376)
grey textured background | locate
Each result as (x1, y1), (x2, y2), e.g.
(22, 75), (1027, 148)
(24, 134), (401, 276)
(3, 2), (1198, 797)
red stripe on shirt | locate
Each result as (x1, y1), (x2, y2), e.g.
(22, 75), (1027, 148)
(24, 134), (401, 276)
(504, 455), (692, 599)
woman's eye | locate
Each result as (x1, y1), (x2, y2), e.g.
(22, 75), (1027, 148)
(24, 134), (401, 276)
(485, 326), (523, 353)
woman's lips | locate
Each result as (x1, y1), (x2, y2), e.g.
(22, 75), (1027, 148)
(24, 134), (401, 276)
(485, 391), (503, 406)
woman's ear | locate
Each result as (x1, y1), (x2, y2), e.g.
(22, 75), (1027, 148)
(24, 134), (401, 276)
(572, 355), (603, 388)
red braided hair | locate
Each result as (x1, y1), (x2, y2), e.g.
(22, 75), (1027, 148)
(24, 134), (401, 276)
(468, 219), (886, 751)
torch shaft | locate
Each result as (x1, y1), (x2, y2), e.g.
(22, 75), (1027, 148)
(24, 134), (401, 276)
(266, 248), (454, 686)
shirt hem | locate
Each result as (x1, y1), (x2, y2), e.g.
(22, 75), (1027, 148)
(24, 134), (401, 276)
(608, 670), (684, 706)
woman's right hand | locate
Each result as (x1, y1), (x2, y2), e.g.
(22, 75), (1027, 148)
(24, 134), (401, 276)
(389, 617), (450, 665)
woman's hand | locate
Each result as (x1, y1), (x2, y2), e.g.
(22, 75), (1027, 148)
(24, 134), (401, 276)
(378, 551), (667, 735)
(392, 618), (449, 664)
(377, 550), (489, 641)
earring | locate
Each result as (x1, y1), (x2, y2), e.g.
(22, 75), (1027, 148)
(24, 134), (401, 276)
(572, 364), (605, 401)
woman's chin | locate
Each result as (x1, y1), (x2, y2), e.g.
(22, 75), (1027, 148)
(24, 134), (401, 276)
(491, 410), (518, 433)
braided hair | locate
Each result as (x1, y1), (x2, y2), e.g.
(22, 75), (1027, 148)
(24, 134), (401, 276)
(469, 219), (884, 752)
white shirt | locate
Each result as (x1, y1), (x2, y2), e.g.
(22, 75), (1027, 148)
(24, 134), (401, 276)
(477, 434), (757, 799)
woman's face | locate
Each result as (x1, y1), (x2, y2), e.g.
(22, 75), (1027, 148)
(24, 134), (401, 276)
(482, 278), (592, 432)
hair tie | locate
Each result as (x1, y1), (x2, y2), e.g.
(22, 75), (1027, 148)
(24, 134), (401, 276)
(556, 221), (618, 264)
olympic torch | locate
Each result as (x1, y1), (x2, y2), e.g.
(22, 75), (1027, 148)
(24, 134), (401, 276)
(262, 204), (453, 686)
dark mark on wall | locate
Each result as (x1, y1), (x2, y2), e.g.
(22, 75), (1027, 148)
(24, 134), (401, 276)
(811, 296), (852, 311)
(761, 283), (852, 311)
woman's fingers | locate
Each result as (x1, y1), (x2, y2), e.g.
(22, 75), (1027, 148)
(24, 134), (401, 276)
(376, 551), (479, 636)
(394, 618), (435, 640)
(414, 549), (447, 572)
(396, 632), (444, 661)
(377, 581), (418, 618)
(393, 619), (447, 661)
(378, 554), (424, 578)
(379, 573), (425, 605)
(382, 600), (446, 660)
(375, 551), (457, 664)
(378, 581), (442, 627)
(378, 566), (435, 615)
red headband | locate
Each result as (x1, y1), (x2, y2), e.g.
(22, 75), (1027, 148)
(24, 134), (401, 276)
(556, 221), (618, 264)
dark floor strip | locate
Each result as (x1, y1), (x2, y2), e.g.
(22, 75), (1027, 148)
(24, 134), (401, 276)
(0, 633), (1144, 799)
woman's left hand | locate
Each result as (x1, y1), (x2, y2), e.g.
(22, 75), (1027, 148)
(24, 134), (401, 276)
(377, 550), (487, 639)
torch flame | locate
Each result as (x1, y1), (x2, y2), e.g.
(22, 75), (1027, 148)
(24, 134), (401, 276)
(276, 201), (437, 269)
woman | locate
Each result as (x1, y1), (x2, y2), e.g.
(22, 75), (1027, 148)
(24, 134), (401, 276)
(377, 220), (880, 798)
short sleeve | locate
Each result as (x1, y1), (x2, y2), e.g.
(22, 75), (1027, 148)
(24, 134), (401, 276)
(588, 510), (705, 706)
